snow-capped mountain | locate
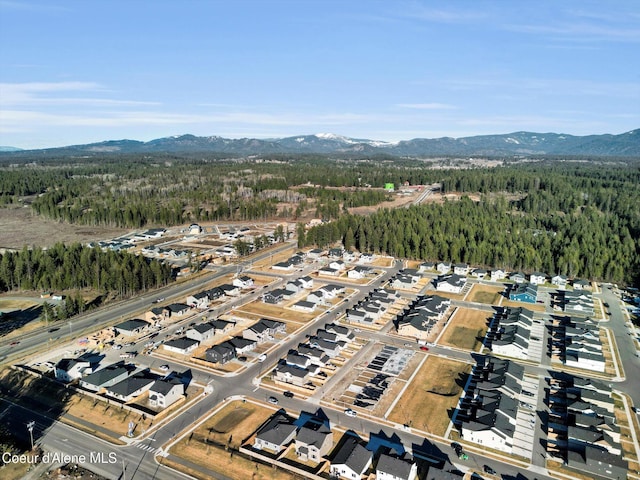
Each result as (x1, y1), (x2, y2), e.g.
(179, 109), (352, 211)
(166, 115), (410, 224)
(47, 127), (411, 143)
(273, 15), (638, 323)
(3, 129), (639, 157)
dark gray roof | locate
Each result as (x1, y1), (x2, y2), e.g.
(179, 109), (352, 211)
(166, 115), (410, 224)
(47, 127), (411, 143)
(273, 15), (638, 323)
(151, 378), (183, 396)
(332, 436), (371, 473)
(107, 374), (154, 397)
(82, 365), (129, 386)
(296, 424), (331, 447)
(256, 413), (297, 445)
(376, 454), (414, 479)
(115, 318), (149, 331)
(164, 337), (199, 350)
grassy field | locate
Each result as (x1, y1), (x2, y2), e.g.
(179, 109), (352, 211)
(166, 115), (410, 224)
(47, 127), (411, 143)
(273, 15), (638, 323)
(388, 356), (471, 436)
(166, 400), (300, 480)
(468, 284), (504, 305)
(440, 308), (492, 351)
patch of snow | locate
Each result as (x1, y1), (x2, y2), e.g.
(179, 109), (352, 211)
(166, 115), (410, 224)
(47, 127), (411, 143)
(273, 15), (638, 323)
(505, 137), (520, 144)
(295, 137), (305, 143)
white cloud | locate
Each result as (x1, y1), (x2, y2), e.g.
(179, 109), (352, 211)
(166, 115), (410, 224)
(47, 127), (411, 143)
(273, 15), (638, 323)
(396, 103), (457, 110)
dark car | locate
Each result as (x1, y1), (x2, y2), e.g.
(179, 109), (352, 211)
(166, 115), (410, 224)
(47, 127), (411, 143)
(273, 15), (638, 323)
(483, 465), (496, 475)
(48, 327), (60, 333)
(283, 391), (294, 398)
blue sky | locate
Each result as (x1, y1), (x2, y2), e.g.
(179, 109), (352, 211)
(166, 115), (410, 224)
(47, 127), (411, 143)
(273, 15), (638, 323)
(1, 0), (639, 149)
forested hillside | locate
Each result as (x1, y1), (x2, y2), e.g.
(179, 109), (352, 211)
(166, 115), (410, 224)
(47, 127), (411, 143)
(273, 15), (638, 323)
(300, 164), (640, 285)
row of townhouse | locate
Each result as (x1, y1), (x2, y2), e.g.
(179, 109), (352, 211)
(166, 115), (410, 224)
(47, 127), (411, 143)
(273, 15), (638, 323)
(562, 290), (595, 316)
(290, 283), (344, 312)
(390, 269), (421, 290)
(62, 359), (185, 408)
(252, 408), (456, 480)
(488, 307), (535, 360)
(508, 282), (538, 304)
(347, 288), (399, 325)
(272, 253), (305, 271)
(458, 356), (526, 454)
(419, 261), (591, 289)
(186, 278), (254, 309)
(563, 318), (605, 372)
(272, 323), (353, 387)
(204, 318), (285, 364)
(396, 295), (451, 341)
(548, 375), (627, 479)
(262, 276), (315, 305)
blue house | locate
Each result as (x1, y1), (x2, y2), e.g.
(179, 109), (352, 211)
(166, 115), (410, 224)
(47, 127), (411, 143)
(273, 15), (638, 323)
(509, 283), (538, 303)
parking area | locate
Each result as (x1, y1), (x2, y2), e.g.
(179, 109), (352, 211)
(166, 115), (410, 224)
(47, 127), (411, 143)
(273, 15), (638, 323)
(512, 375), (542, 458)
(338, 345), (414, 411)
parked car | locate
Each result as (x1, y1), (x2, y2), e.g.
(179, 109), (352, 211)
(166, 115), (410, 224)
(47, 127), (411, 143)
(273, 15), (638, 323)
(420, 346), (429, 351)
(267, 396), (278, 405)
(483, 465), (497, 475)
(283, 391), (294, 398)
(258, 354), (267, 362)
(159, 364), (170, 372)
(344, 408), (357, 417)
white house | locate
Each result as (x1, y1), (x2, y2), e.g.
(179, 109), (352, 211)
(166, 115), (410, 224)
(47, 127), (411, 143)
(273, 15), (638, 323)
(148, 379), (184, 409)
(491, 269), (507, 281)
(232, 275), (254, 289)
(529, 272), (547, 285)
(55, 358), (91, 382)
(551, 274), (568, 289)
(436, 262), (451, 274)
(376, 454), (418, 480)
(163, 338), (199, 355)
(453, 263), (470, 275)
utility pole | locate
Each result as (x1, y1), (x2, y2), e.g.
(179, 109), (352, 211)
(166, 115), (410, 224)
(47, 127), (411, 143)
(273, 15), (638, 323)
(26, 421), (35, 450)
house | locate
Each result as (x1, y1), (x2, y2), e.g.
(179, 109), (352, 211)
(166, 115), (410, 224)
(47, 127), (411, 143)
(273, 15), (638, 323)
(299, 276), (314, 289)
(471, 268), (487, 280)
(328, 247), (344, 259)
(376, 454), (418, 480)
(509, 272), (526, 284)
(80, 364), (131, 392)
(391, 272), (418, 290)
(254, 413), (297, 453)
(307, 248), (324, 259)
(330, 436), (372, 480)
(490, 269), (507, 282)
(529, 272), (547, 285)
(509, 283), (538, 303)
(186, 291), (210, 309)
(206, 286), (225, 301)
(55, 358), (91, 382)
(243, 318), (285, 343)
(292, 300), (316, 313)
(210, 319), (234, 334)
(453, 263), (470, 275)
(436, 262), (451, 274)
(219, 284), (241, 296)
(272, 260), (294, 271)
(232, 275), (254, 289)
(329, 260), (347, 272)
(320, 283), (345, 298)
(163, 303), (190, 317)
(273, 363), (312, 386)
(106, 373), (155, 402)
(114, 318), (150, 337)
(286, 279), (304, 293)
(163, 337), (200, 355)
(205, 342), (236, 364)
(418, 261), (435, 273)
(551, 274), (568, 289)
(324, 323), (354, 342)
(229, 336), (256, 355)
(295, 417), (333, 463)
(342, 251), (357, 263)
(262, 289), (285, 304)
(348, 265), (372, 279)
(148, 378), (184, 408)
(319, 266), (339, 277)
(186, 323), (216, 343)
(359, 253), (374, 264)
(573, 278), (591, 290)
(435, 274), (467, 294)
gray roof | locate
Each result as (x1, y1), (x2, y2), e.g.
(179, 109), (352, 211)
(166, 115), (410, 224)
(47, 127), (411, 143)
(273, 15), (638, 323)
(256, 413), (297, 446)
(164, 337), (199, 350)
(296, 424), (331, 447)
(332, 436), (371, 473)
(107, 374), (154, 397)
(151, 378), (183, 396)
(376, 454), (414, 479)
(115, 318), (149, 332)
(82, 365), (129, 387)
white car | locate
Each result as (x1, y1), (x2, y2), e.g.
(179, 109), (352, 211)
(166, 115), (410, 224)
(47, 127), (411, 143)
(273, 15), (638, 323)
(159, 364), (170, 372)
(344, 409), (357, 417)
(258, 354), (267, 362)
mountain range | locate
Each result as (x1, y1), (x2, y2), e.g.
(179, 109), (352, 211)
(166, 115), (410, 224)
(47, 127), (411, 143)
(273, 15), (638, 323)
(3, 129), (639, 157)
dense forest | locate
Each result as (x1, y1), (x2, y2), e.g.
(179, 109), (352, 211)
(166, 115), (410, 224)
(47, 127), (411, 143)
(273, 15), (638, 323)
(299, 163), (640, 285)
(0, 243), (173, 298)
(1, 153), (639, 285)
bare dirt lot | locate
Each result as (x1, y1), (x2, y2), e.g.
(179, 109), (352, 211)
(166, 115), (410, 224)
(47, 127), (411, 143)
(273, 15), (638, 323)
(440, 308), (492, 351)
(0, 206), (127, 250)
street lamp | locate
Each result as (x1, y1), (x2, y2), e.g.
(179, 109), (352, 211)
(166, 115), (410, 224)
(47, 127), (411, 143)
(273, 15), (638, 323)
(26, 421), (35, 450)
